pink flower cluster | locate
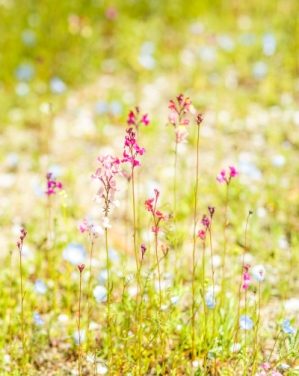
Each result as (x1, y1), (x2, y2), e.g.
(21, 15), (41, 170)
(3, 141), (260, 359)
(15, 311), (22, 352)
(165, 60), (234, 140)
(127, 107), (150, 129)
(46, 172), (63, 196)
(197, 206), (215, 240)
(92, 155), (121, 215)
(145, 189), (167, 234)
(168, 94), (192, 144)
(256, 363), (282, 376)
(216, 166), (238, 184)
(242, 264), (251, 290)
(122, 128), (145, 168)
(78, 218), (103, 238)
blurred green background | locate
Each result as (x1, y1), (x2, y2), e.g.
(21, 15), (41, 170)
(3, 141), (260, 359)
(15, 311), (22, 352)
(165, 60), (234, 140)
(1, 0), (298, 127)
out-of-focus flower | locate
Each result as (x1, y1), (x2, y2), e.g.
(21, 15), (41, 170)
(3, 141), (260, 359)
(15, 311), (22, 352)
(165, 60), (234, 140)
(92, 155), (121, 216)
(63, 243), (86, 265)
(93, 285), (107, 302)
(217, 166), (239, 184)
(242, 264), (251, 290)
(281, 319), (296, 335)
(205, 290), (216, 309)
(127, 107), (150, 129)
(33, 312), (44, 326)
(240, 315), (253, 330)
(34, 279), (47, 294)
(251, 264), (266, 282)
(73, 329), (85, 344)
(168, 94), (192, 144)
(46, 172), (63, 196)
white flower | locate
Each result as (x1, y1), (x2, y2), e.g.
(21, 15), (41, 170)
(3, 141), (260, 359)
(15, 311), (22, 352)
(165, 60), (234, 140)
(93, 285), (107, 302)
(34, 279), (47, 294)
(251, 264), (266, 282)
(73, 329), (85, 344)
(230, 343), (241, 353)
(63, 243), (86, 265)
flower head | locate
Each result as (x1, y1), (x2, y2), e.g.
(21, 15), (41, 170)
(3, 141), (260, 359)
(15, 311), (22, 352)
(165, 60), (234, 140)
(122, 128), (145, 168)
(46, 172), (63, 196)
(252, 264), (266, 282)
(242, 264), (251, 290)
(168, 94), (192, 143)
(197, 229), (206, 240)
(145, 189), (167, 234)
(78, 218), (103, 238)
(77, 264), (85, 273)
(140, 244), (147, 259)
(17, 227), (27, 250)
(92, 155), (121, 216)
(240, 315), (253, 330)
(216, 166), (239, 184)
(281, 319), (296, 335)
(127, 107), (150, 129)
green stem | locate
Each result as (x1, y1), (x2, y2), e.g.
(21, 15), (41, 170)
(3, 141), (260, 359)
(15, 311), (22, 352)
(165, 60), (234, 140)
(78, 271), (83, 376)
(105, 228), (112, 367)
(191, 124), (200, 360)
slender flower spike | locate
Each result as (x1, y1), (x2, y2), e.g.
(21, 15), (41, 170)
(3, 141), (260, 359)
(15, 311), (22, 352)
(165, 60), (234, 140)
(92, 155), (121, 216)
(216, 166), (239, 184)
(122, 128), (145, 168)
(168, 94), (192, 144)
(17, 227), (27, 250)
(127, 107), (150, 129)
(78, 218), (103, 238)
(145, 189), (167, 234)
(46, 172), (63, 196)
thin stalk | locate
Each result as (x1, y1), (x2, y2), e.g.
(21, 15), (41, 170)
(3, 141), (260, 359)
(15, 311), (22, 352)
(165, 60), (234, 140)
(234, 211), (252, 345)
(19, 247), (25, 359)
(191, 124), (200, 360)
(208, 228), (216, 341)
(86, 236), (95, 347)
(105, 228), (112, 367)
(173, 141), (178, 219)
(202, 241), (207, 370)
(251, 282), (261, 375)
(78, 270), (83, 376)
(220, 183), (230, 305)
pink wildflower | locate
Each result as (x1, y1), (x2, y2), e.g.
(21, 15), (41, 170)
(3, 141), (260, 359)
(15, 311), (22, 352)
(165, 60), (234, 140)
(242, 264), (251, 290)
(198, 230), (206, 240)
(17, 227), (27, 250)
(92, 155), (121, 216)
(122, 128), (145, 168)
(145, 189), (167, 234)
(140, 244), (147, 259)
(168, 94), (192, 144)
(78, 218), (103, 238)
(126, 107), (150, 129)
(216, 166), (239, 184)
(77, 264), (85, 273)
(46, 172), (63, 196)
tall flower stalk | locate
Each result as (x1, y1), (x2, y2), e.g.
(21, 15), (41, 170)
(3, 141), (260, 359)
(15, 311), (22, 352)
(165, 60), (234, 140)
(190, 113), (203, 359)
(168, 94), (191, 226)
(92, 154), (121, 366)
(17, 227), (27, 367)
(216, 166), (238, 304)
(79, 219), (102, 347)
(77, 264), (85, 376)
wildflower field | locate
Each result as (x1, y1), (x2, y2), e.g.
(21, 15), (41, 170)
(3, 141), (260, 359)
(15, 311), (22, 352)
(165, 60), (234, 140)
(0, 0), (299, 375)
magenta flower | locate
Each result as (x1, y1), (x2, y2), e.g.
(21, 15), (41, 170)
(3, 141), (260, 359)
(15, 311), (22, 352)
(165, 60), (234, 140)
(145, 189), (167, 234)
(122, 128), (145, 168)
(127, 107), (150, 129)
(46, 172), (63, 196)
(216, 166), (239, 184)
(92, 155), (121, 216)
(140, 244), (147, 259)
(242, 264), (251, 290)
(197, 229), (206, 240)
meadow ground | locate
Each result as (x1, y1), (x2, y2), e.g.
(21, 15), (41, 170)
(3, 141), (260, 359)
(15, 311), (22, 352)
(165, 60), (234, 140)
(0, 1), (299, 375)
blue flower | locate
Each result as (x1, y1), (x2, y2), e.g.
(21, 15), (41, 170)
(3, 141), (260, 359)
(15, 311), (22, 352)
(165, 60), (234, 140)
(50, 77), (67, 94)
(205, 291), (216, 309)
(33, 313), (44, 326)
(15, 63), (35, 81)
(34, 279), (47, 294)
(63, 243), (86, 265)
(93, 285), (107, 303)
(239, 315), (253, 330)
(281, 319), (296, 335)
